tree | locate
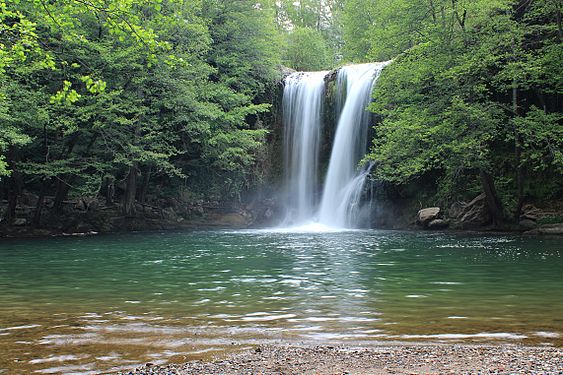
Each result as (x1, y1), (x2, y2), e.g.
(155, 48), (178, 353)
(283, 26), (330, 71)
(341, 0), (377, 61)
(275, 0), (344, 66)
(361, 0), (562, 225)
(1, 0), (282, 225)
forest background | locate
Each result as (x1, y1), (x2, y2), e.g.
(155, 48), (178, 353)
(0, 0), (561, 231)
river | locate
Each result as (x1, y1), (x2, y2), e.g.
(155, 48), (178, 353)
(0, 229), (561, 373)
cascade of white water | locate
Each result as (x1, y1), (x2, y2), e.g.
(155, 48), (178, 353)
(318, 62), (389, 228)
(282, 71), (328, 224)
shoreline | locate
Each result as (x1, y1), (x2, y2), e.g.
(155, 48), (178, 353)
(2, 221), (562, 239)
(120, 343), (563, 374)
(2, 197), (562, 239)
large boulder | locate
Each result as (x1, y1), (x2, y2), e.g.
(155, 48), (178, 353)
(416, 207), (441, 228)
(449, 193), (491, 228)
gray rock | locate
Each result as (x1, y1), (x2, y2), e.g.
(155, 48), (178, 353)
(75, 222), (95, 233)
(519, 218), (537, 230)
(161, 207), (178, 221)
(13, 218), (27, 226)
(453, 193), (491, 228)
(428, 219), (449, 229)
(264, 208), (274, 219)
(416, 207), (441, 227)
(528, 223), (563, 235)
(191, 205), (204, 216)
(520, 203), (559, 223)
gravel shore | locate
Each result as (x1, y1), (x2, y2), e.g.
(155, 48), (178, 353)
(119, 344), (563, 374)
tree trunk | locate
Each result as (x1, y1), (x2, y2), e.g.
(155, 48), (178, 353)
(122, 164), (138, 217)
(479, 170), (505, 227)
(5, 172), (22, 225)
(514, 142), (525, 221)
(535, 89), (547, 111)
(4, 150), (22, 225)
(138, 165), (152, 204)
(32, 179), (50, 228)
(49, 133), (82, 214)
(103, 176), (115, 206)
(53, 178), (72, 213)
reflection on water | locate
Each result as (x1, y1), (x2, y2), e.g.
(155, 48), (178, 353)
(0, 230), (562, 373)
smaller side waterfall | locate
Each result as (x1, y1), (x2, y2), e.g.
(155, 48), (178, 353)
(283, 71), (328, 224)
(318, 62), (390, 228)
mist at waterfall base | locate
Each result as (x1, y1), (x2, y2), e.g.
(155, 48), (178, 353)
(281, 63), (390, 231)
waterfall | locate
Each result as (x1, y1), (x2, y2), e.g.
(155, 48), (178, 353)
(318, 62), (389, 228)
(280, 62), (389, 230)
(282, 71), (328, 225)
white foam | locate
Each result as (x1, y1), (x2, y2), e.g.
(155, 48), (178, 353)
(253, 222), (357, 233)
(0, 324), (41, 331)
(534, 331), (560, 338)
(29, 355), (89, 364)
(240, 313), (297, 322)
(95, 354), (121, 361)
(34, 363), (96, 374)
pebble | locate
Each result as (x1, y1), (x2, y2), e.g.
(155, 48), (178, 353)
(117, 344), (563, 375)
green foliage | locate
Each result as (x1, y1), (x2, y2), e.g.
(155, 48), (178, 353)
(2, 0), (560, 223)
(356, 0), (563, 210)
(513, 107), (563, 173)
(275, 0), (344, 66)
(0, 0), (282, 215)
(341, 0), (376, 61)
(283, 26), (330, 71)
(203, 0), (282, 96)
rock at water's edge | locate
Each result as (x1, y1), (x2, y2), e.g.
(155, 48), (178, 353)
(519, 218), (537, 230)
(428, 219), (449, 229)
(416, 207), (441, 228)
(526, 223), (563, 235)
(449, 193), (491, 228)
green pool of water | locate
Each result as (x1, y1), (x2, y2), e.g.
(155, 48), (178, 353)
(0, 229), (562, 373)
